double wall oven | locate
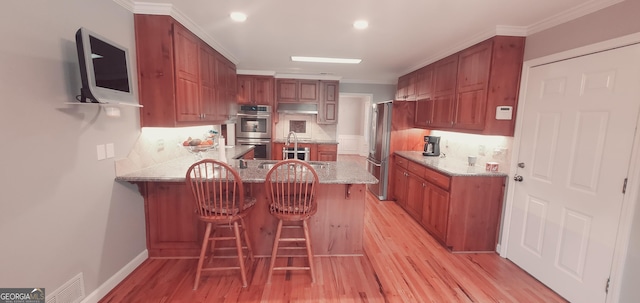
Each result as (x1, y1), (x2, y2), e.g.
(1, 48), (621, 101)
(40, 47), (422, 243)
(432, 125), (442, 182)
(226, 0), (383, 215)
(235, 105), (272, 159)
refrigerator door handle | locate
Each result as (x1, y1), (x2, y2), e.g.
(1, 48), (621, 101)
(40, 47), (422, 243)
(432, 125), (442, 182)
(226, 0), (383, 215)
(369, 109), (378, 155)
(366, 158), (382, 167)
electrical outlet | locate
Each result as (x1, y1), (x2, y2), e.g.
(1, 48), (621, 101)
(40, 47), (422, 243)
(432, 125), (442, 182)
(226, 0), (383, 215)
(478, 145), (486, 156)
(156, 139), (165, 152)
(493, 147), (507, 160)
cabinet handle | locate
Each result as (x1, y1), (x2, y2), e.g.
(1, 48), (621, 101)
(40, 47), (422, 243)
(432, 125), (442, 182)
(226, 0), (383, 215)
(422, 183), (426, 187)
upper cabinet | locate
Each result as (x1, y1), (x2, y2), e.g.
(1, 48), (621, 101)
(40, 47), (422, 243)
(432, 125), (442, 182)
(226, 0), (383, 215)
(317, 81), (339, 125)
(276, 79), (319, 103)
(135, 14), (237, 127)
(395, 72), (417, 101)
(237, 75), (274, 106)
(402, 36), (525, 136)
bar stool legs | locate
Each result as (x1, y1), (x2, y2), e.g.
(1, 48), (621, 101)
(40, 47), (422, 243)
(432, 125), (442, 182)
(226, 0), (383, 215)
(266, 219), (315, 284)
(193, 220), (254, 290)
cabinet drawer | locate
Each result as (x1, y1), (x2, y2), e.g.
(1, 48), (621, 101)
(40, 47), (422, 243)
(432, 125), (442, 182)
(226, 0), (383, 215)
(424, 168), (450, 190)
(317, 144), (337, 152)
(395, 156), (409, 169)
(407, 161), (426, 176)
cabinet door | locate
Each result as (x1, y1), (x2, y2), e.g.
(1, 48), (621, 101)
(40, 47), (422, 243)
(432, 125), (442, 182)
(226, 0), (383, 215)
(454, 40), (492, 130)
(393, 166), (408, 208)
(317, 144), (338, 161)
(146, 182), (203, 257)
(236, 75), (253, 105)
(414, 99), (434, 128)
(416, 65), (434, 100)
(299, 80), (319, 102)
(405, 173), (424, 221)
(318, 81), (339, 124)
(396, 75), (408, 100)
(433, 54), (458, 97)
(276, 79), (298, 102)
(253, 76), (274, 106)
(422, 183), (450, 243)
(199, 46), (220, 121)
(430, 95), (455, 128)
(405, 72), (417, 101)
(173, 24), (201, 122)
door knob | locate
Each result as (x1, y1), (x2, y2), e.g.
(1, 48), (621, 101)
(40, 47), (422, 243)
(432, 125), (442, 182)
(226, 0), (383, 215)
(514, 174), (524, 182)
(518, 162), (525, 168)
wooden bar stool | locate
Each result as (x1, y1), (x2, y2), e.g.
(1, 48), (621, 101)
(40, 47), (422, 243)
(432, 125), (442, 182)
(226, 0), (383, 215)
(264, 159), (319, 284)
(185, 159), (256, 289)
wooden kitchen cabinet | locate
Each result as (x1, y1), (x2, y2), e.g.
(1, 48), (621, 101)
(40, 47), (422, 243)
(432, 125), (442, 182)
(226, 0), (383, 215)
(403, 36), (525, 136)
(395, 72), (417, 101)
(144, 182), (204, 257)
(271, 142), (335, 161)
(430, 54), (458, 128)
(316, 143), (338, 161)
(276, 79), (319, 103)
(237, 75), (274, 106)
(393, 154), (505, 252)
(135, 14), (237, 127)
(317, 81), (339, 125)
(453, 39), (492, 130)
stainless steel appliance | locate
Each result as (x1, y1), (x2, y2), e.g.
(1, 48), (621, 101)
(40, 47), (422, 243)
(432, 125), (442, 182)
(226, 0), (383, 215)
(236, 105), (272, 159)
(283, 147), (311, 161)
(423, 135), (441, 156)
(366, 101), (392, 200)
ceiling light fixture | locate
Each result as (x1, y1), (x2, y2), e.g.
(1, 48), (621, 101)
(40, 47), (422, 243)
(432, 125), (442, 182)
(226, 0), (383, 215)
(291, 56), (362, 64)
(353, 20), (369, 30)
(230, 12), (247, 22)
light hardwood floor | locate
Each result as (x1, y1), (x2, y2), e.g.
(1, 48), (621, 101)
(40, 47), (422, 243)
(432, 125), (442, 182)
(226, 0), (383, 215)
(100, 156), (566, 302)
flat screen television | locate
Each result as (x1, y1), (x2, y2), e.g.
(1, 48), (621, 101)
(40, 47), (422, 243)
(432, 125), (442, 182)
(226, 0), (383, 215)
(75, 27), (135, 104)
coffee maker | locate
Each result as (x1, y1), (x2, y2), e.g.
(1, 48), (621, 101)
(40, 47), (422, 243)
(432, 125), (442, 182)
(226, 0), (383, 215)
(423, 136), (440, 156)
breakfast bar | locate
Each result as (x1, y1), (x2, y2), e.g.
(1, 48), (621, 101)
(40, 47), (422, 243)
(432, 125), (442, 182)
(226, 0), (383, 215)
(116, 153), (377, 258)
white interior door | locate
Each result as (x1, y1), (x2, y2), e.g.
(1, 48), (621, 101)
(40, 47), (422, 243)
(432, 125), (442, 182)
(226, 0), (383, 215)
(507, 44), (640, 303)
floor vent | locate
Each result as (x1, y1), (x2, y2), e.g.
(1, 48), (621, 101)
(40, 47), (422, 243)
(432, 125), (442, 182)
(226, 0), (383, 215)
(46, 273), (85, 303)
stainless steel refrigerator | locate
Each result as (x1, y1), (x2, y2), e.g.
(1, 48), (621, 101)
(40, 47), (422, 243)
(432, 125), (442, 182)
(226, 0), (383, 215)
(367, 101), (392, 200)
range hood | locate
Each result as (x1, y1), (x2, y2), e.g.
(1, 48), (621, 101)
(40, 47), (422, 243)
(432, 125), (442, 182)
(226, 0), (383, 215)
(276, 103), (318, 114)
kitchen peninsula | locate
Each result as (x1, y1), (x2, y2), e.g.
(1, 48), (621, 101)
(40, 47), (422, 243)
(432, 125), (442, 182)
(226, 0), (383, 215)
(116, 150), (377, 258)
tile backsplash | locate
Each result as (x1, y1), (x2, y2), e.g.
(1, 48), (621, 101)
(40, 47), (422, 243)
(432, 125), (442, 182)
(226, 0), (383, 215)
(430, 130), (513, 172)
(275, 114), (337, 140)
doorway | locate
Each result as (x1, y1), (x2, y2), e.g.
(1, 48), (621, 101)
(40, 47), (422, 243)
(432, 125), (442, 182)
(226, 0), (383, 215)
(503, 38), (640, 303)
(337, 93), (372, 156)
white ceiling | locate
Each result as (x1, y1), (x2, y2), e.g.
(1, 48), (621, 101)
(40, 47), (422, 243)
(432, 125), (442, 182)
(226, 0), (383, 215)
(122, 0), (622, 84)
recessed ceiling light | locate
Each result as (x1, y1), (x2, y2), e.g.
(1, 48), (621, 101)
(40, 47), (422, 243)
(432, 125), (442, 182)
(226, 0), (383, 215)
(230, 12), (247, 22)
(353, 20), (368, 30)
(291, 56), (362, 64)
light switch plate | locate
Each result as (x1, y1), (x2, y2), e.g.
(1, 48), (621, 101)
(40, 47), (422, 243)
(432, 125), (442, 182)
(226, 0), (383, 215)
(106, 143), (115, 158)
(97, 144), (106, 160)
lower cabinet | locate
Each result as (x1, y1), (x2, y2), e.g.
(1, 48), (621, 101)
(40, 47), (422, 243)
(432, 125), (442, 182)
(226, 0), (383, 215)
(393, 155), (505, 252)
(271, 142), (337, 161)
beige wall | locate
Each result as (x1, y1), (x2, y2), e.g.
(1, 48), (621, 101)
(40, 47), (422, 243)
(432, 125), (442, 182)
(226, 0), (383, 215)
(522, 1), (640, 301)
(524, 0), (640, 60)
(0, 0), (145, 298)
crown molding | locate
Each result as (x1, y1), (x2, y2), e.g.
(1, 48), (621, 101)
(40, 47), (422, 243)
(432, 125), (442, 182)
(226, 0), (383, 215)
(496, 25), (528, 37)
(526, 0), (624, 35)
(112, 0), (134, 12)
(236, 70), (277, 76)
(340, 79), (397, 85)
(274, 73), (342, 81)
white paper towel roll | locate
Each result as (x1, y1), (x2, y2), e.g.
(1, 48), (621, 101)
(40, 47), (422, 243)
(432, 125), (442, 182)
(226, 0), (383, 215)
(218, 137), (226, 162)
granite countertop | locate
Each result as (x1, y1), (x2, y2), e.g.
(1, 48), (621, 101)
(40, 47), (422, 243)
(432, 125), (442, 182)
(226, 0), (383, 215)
(272, 139), (339, 144)
(116, 156), (377, 184)
(394, 151), (508, 177)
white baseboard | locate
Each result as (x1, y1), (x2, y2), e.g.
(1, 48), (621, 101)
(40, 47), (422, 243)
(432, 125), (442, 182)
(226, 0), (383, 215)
(81, 250), (148, 303)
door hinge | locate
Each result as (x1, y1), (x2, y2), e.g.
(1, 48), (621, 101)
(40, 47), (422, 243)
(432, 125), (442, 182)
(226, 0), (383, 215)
(623, 178), (628, 194)
(606, 277), (610, 294)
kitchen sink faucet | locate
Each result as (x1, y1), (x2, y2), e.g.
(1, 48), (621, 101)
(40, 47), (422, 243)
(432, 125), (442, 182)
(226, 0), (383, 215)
(286, 131), (299, 159)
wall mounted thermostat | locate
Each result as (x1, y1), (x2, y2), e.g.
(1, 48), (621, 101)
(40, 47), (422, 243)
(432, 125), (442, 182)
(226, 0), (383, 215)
(496, 106), (513, 120)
